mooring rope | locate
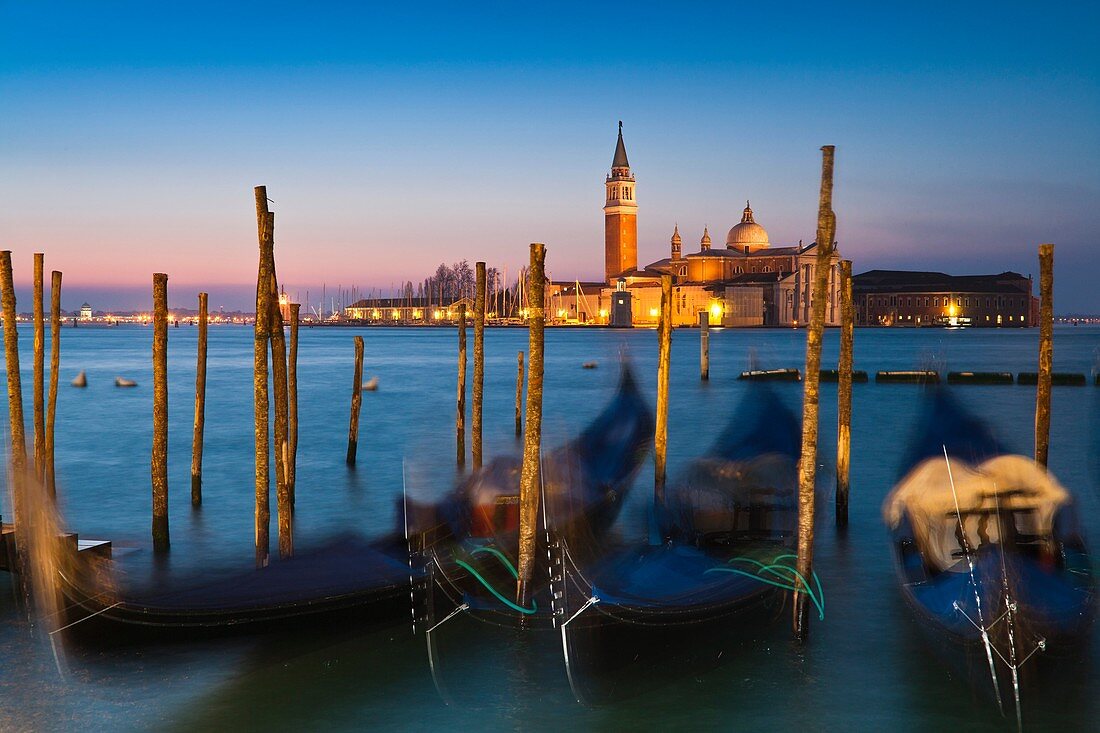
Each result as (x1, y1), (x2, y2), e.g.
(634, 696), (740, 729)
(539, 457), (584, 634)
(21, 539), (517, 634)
(453, 545), (537, 615)
(705, 552), (826, 620)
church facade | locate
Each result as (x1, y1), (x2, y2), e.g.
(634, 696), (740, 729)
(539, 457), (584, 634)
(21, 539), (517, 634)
(572, 124), (843, 328)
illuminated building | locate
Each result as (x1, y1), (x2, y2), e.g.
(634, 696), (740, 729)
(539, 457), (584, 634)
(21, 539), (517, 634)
(604, 121), (637, 285)
(344, 296), (472, 324)
(853, 270), (1037, 327)
(597, 124), (842, 327)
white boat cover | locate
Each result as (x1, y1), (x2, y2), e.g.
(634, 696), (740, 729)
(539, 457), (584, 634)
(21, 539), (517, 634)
(882, 455), (1070, 571)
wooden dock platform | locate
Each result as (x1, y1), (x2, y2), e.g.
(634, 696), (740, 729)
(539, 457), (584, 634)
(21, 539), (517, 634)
(0, 514), (111, 574)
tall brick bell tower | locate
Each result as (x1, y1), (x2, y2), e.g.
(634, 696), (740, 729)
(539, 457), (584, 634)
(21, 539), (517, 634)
(604, 121), (638, 284)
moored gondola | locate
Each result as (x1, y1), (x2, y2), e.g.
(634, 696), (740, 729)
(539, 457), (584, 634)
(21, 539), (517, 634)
(555, 386), (811, 703)
(883, 389), (1096, 723)
(412, 365), (654, 631)
(56, 533), (425, 641)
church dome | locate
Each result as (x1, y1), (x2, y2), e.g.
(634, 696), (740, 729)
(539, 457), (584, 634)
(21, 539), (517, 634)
(726, 201), (769, 251)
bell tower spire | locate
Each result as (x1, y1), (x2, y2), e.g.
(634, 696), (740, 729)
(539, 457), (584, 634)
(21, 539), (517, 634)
(604, 121), (638, 284)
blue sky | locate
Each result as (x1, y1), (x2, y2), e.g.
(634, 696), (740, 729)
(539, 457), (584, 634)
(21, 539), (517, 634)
(1, 1), (1097, 311)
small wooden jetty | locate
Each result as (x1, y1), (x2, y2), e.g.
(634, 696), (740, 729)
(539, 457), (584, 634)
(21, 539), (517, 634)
(1018, 372), (1086, 386)
(0, 515), (112, 574)
(820, 369), (868, 383)
(947, 371), (1014, 385)
(739, 368), (801, 381)
(876, 370), (939, 384)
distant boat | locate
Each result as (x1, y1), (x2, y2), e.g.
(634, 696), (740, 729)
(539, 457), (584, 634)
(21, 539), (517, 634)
(71, 371), (87, 388)
(115, 377), (137, 387)
(582, 361), (598, 369)
(363, 376), (379, 391)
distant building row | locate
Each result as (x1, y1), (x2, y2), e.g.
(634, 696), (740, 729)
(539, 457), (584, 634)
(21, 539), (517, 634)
(543, 124), (1036, 328)
(342, 125), (1038, 329)
(853, 270), (1037, 327)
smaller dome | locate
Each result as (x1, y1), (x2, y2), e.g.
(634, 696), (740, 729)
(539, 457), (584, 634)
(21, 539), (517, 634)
(671, 225), (681, 244)
(700, 226), (712, 251)
(726, 201), (770, 251)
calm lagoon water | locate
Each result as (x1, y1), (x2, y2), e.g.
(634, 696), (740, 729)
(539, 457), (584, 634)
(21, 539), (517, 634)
(2, 323), (1099, 731)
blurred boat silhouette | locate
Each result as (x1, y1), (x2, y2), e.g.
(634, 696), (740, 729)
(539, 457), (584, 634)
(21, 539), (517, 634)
(411, 365), (654, 631)
(555, 386), (805, 703)
(883, 389), (1095, 722)
(71, 371), (87, 387)
(114, 376), (137, 387)
(57, 533), (424, 640)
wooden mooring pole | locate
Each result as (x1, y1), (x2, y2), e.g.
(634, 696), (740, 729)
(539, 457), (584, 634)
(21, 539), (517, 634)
(267, 271), (291, 558)
(190, 292), (208, 507)
(346, 335), (364, 465)
(472, 262), (486, 469)
(836, 259), (853, 528)
(0, 251), (29, 580)
(516, 243), (546, 608)
(1035, 243), (1054, 468)
(151, 272), (170, 553)
(288, 302), (300, 506)
(253, 187), (272, 567)
(45, 270), (61, 500)
(32, 253), (45, 482)
(655, 275), (673, 506)
(515, 350), (524, 437)
(794, 145), (837, 641)
(699, 309), (709, 381)
(456, 304), (467, 467)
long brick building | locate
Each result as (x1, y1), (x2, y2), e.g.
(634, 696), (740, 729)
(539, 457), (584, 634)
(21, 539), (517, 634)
(853, 270), (1037, 327)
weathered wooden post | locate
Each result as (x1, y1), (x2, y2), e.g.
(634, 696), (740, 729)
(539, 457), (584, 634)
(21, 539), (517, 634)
(0, 251), (29, 580)
(253, 187), (272, 567)
(288, 302), (300, 506)
(655, 275), (673, 506)
(268, 280), (291, 557)
(190, 291), (208, 507)
(45, 270), (61, 500)
(699, 309), (709, 381)
(793, 145), (837, 641)
(472, 261), (486, 469)
(516, 243), (546, 607)
(515, 350), (524, 437)
(346, 335), (364, 465)
(1035, 243), (1054, 467)
(836, 259), (853, 528)
(456, 304), (467, 466)
(151, 272), (170, 552)
(32, 253), (45, 482)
